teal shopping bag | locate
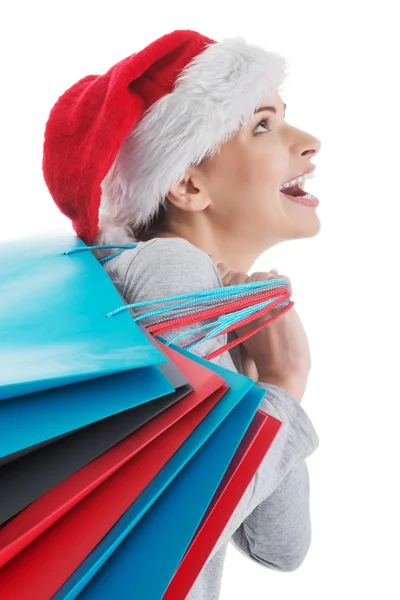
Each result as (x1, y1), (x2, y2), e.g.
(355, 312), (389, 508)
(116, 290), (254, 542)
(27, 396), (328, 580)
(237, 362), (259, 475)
(0, 230), (167, 400)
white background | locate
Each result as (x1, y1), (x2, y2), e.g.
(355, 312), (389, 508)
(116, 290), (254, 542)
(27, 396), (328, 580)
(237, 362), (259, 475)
(1, 1), (399, 599)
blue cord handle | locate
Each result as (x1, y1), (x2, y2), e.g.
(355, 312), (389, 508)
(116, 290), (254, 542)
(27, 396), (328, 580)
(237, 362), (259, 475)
(164, 296), (291, 350)
(99, 251), (124, 265)
(64, 244), (138, 255)
(105, 279), (288, 319)
(65, 242), (291, 352)
(137, 286), (283, 328)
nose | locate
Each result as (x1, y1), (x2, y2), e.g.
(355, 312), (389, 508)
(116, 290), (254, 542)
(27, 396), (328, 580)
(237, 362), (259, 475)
(288, 125), (321, 157)
(299, 130), (322, 157)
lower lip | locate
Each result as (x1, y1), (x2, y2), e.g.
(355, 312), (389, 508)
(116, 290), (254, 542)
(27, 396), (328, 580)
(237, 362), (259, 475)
(280, 191), (320, 207)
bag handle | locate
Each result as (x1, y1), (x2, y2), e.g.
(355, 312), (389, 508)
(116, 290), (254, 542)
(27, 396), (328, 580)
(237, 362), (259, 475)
(65, 243), (293, 360)
(147, 290), (293, 360)
(64, 244), (139, 255)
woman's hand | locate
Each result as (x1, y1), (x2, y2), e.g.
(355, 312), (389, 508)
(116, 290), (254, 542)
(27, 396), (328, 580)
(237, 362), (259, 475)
(213, 260), (311, 403)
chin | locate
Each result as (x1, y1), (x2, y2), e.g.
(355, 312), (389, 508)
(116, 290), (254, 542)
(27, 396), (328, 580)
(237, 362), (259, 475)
(290, 215), (321, 240)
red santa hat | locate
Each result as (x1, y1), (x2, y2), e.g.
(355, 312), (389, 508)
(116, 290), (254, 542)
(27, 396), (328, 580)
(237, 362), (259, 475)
(42, 29), (289, 245)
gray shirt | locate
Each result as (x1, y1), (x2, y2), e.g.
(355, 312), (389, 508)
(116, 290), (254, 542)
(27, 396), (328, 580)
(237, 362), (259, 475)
(104, 237), (320, 600)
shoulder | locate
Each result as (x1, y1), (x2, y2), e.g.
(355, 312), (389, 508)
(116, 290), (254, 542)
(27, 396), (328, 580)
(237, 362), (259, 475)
(104, 237), (243, 374)
(104, 237), (223, 304)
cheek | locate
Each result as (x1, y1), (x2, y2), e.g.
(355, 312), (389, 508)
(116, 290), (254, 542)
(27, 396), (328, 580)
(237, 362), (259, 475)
(229, 140), (286, 192)
(206, 155), (249, 198)
(220, 155), (268, 193)
(206, 144), (286, 210)
(249, 150), (285, 190)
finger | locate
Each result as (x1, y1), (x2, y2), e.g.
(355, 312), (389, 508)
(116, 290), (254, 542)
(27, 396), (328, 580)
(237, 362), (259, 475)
(222, 270), (248, 287)
(216, 264), (292, 296)
(215, 262), (233, 281)
(247, 271), (280, 282)
(248, 271), (292, 296)
(215, 261), (245, 285)
(217, 264), (248, 287)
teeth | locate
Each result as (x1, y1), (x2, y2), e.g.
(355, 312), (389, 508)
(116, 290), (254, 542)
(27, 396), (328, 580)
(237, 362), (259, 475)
(279, 171), (315, 190)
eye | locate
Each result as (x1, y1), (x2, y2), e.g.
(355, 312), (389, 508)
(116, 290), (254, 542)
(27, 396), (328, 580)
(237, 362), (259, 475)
(254, 117), (272, 135)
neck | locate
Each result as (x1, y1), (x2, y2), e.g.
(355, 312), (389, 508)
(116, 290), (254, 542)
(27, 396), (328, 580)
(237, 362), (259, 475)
(158, 218), (280, 273)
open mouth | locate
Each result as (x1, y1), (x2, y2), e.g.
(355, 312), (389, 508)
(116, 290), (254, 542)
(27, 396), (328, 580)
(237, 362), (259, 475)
(280, 184), (308, 197)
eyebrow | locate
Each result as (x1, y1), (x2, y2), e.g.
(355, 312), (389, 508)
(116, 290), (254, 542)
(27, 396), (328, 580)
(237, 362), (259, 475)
(255, 103), (287, 115)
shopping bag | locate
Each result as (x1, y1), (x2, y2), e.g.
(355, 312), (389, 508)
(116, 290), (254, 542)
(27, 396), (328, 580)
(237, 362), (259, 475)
(0, 230), (168, 401)
(56, 382), (267, 600)
(0, 342), (226, 552)
(39, 247), (287, 599)
(0, 360), (175, 467)
(0, 360), (253, 599)
(0, 333), (191, 468)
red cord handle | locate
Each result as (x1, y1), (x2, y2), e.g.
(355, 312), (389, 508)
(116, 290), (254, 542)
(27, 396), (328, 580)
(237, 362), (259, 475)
(147, 286), (293, 360)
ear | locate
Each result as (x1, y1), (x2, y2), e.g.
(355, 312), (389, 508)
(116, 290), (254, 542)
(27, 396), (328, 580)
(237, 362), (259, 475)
(167, 168), (211, 213)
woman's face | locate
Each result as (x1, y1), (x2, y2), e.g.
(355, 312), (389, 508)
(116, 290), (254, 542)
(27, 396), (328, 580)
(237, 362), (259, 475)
(194, 90), (322, 246)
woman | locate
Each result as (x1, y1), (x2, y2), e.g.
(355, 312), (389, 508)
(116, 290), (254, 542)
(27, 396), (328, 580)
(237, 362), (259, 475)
(43, 29), (320, 599)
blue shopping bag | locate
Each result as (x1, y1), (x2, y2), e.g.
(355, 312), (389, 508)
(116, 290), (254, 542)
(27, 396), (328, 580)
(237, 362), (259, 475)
(0, 361), (175, 465)
(53, 356), (257, 600)
(0, 230), (167, 400)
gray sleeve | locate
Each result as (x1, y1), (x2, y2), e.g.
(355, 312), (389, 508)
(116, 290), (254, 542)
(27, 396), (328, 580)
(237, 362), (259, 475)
(231, 460), (313, 572)
(204, 381), (319, 571)
(107, 238), (319, 572)
(229, 383), (319, 572)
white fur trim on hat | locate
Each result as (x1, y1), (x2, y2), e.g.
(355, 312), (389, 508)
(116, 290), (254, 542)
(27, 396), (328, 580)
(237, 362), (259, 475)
(95, 36), (289, 247)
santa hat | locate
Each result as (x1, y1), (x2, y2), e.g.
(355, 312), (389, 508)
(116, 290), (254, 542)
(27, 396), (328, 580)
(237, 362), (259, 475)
(42, 29), (289, 245)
